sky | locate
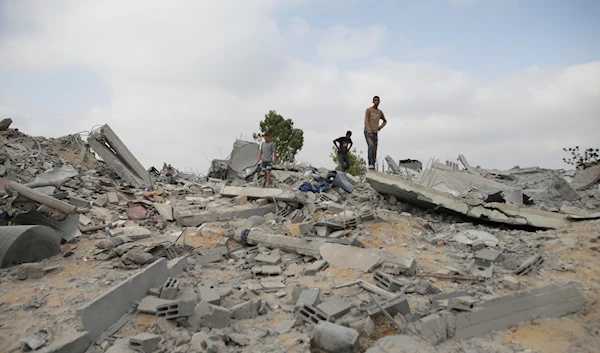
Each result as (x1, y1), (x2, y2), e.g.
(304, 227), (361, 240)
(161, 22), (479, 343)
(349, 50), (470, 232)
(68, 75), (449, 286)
(0, 0), (599, 174)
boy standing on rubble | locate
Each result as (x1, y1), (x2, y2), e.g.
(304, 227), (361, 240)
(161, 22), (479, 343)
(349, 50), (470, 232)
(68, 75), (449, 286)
(257, 132), (277, 187)
(364, 96), (387, 169)
(333, 131), (353, 172)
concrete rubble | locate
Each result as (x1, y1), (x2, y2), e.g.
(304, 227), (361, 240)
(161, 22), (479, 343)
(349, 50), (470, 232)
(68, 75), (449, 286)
(0, 123), (599, 353)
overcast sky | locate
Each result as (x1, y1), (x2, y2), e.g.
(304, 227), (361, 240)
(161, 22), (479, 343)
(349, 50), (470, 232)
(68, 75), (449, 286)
(1, 0), (599, 174)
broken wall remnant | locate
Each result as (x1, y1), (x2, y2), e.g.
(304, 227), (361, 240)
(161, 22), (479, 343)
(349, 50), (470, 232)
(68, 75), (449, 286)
(366, 170), (571, 229)
(87, 124), (150, 187)
(570, 164), (600, 190)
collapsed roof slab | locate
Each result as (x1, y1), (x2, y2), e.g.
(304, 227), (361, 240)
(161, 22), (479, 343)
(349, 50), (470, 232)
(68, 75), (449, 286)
(220, 185), (308, 204)
(366, 171), (571, 230)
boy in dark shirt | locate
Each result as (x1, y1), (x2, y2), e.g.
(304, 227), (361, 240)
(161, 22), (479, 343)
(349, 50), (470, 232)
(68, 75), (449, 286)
(333, 131), (353, 172)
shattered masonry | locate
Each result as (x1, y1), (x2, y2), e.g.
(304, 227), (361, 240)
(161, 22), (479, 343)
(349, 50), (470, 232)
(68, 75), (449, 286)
(0, 122), (599, 353)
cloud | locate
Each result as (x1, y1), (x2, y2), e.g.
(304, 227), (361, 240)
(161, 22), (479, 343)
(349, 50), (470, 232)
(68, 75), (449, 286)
(0, 0), (598, 176)
(316, 25), (387, 62)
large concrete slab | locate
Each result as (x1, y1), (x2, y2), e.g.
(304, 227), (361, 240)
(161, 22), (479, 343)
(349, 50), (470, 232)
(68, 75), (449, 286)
(221, 185), (307, 204)
(570, 164), (600, 190)
(320, 243), (381, 272)
(454, 283), (585, 340)
(98, 124), (150, 185)
(366, 171), (571, 229)
(175, 204), (276, 227)
(78, 259), (170, 341)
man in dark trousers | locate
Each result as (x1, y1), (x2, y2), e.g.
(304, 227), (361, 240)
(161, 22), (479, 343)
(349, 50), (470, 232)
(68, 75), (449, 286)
(333, 131), (353, 172)
(364, 96), (387, 169)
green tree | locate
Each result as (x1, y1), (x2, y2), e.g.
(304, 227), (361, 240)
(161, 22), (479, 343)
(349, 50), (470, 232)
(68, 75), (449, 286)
(330, 146), (367, 176)
(253, 110), (304, 164)
(562, 146), (599, 169)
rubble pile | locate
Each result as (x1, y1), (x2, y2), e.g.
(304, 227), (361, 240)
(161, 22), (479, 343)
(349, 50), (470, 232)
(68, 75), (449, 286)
(0, 121), (599, 353)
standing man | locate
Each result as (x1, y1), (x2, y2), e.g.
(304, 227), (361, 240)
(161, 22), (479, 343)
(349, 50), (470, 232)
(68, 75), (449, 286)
(256, 132), (277, 187)
(364, 96), (387, 169)
(333, 131), (353, 173)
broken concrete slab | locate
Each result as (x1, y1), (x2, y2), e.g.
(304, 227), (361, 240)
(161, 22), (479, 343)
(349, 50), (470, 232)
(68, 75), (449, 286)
(234, 229), (322, 258)
(231, 300), (261, 319)
(221, 185), (308, 204)
(474, 248), (503, 262)
(320, 243), (381, 272)
(198, 284), (221, 305)
(513, 254), (544, 275)
(366, 170), (571, 229)
(254, 250), (281, 265)
(408, 310), (455, 344)
(454, 282), (586, 340)
(296, 288), (321, 309)
(366, 294), (411, 319)
(365, 335), (436, 353)
(37, 331), (91, 353)
(549, 175), (580, 201)
(570, 164), (600, 190)
(175, 204), (276, 227)
(78, 258), (170, 341)
(189, 301), (232, 329)
(304, 260), (328, 275)
(274, 319), (295, 335)
(107, 192), (119, 204)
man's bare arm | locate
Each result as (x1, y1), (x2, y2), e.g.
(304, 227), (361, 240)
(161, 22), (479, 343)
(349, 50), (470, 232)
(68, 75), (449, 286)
(273, 151), (277, 165)
(379, 112), (387, 131)
(365, 109), (372, 134)
(257, 150), (262, 163)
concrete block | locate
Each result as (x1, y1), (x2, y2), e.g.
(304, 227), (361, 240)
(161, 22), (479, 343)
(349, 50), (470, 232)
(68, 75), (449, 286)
(366, 294), (411, 319)
(16, 263), (44, 280)
(233, 195), (248, 205)
(467, 258), (494, 278)
(37, 331), (91, 353)
(304, 260), (328, 275)
(257, 265), (283, 275)
(156, 300), (195, 319)
(410, 313), (449, 344)
(379, 251), (418, 275)
(129, 333), (161, 352)
(160, 278), (180, 300)
(69, 196), (91, 209)
(296, 304), (329, 325)
(231, 300), (261, 320)
(189, 301), (231, 329)
(198, 284), (221, 305)
(502, 276), (520, 290)
(255, 198), (269, 206)
(360, 209), (375, 221)
(197, 249), (223, 264)
(138, 296), (175, 314)
(317, 295), (352, 320)
(254, 250), (282, 264)
(454, 283), (586, 340)
(292, 286), (309, 302)
(295, 288), (320, 309)
(374, 270), (405, 292)
(216, 237), (229, 248)
(471, 239), (486, 251)
(513, 254), (544, 275)
(474, 248), (503, 262)
(78, 258), (169, 341)
(167, 256), (187, 277)
(107, 192), (119, 204)
(93, 195), (108, 207)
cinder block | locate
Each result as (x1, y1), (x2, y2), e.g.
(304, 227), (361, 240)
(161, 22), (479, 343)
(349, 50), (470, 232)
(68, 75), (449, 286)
(198, 284), (221, 305)
(69, 196), (91, 209)
(295, 304), (329, 325)
(295, 288), (320, 309)
(304, 260), (328, 276)
(316, 295), (352, 320)
(156, 300), (195, 319)
(360, 209), (375, 221)
(216, 237), (229, 248)
(233, 195), (248, 205)
(502, 276), (520, 290)
(467, 259), (494, 278)
(129, 333), (161, 352)
(366, 294), (411, 319)
(78, 259), (169, 341)
(138, 296), (175, 314)
(374, 271), (404, 293)
(160, 278), (180, 300)
(474, 248), (503, 262)
(514, 254), (544, 275)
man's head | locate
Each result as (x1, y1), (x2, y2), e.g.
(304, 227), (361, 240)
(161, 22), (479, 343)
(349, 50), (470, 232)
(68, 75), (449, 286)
(264, 132), (271, 142)
(346, 131), (352, 138)
(373, 96), (380, 108)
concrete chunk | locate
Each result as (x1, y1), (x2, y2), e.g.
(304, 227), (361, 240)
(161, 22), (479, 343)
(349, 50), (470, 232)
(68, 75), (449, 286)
(197, 249), (223, 264)
(16, 263), (44, 280)
(474, 248), (503, 262)
(502, 276), (521, 290)
(37, 331), (91, 353)
(254, 250), (282, 264)
(305, 260), (328, 275)
(231, 300), (261, 320)
(129, 333), (160, 353)
(198, 284), (221, 305)
(366, 294), (411, 319)
(189, 301), (231, 329)
(69, 196), (91, 209)
(320, 243), (381, 272)
(107, 192), (119, 204)
(296, 288), (321, 309)
(317, 295), (352, 320)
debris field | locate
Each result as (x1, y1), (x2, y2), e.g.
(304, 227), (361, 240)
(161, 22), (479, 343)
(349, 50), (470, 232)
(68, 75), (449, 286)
(0, 118), (599, 353)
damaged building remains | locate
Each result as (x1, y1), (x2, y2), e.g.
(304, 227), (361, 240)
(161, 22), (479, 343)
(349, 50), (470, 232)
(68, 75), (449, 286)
(0, 118), (599, 353)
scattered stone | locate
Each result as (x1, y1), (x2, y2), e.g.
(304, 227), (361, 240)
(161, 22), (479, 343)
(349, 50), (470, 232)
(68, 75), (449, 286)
(16, 263), (44, 280)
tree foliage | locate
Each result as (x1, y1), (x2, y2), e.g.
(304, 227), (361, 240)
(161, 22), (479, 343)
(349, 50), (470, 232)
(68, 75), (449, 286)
(253, 110), (304, 164)
(562, 146), (599, 169)
(330, 146), (367, 176)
